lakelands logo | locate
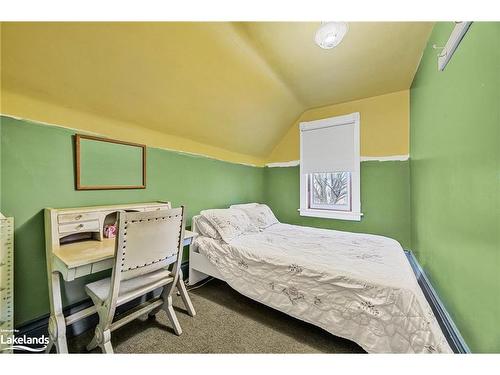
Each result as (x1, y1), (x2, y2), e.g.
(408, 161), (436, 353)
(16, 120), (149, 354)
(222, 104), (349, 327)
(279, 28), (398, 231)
(1, 330), (49, 352)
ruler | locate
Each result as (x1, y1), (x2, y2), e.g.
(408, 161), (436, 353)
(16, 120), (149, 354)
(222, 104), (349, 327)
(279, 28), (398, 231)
(0, 215), (14, 354)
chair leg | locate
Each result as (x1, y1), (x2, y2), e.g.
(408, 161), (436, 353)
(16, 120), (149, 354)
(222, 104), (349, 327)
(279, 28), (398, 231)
(45, 339), (54, 354)
(88, 302), (114, 354)
(55, 334), (69, 354)
(164, 295), (182, 335)
(86, 330), (99, 352)
(102, 342), (114, 354)
(177, 270), (196, 317)
(98, 328), (113, 354)
(160, 282), (182, 335)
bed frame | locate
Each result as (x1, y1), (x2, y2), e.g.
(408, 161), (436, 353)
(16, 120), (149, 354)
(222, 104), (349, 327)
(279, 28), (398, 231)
(187, 213), (456, 353)
(188, 215), (224, 285)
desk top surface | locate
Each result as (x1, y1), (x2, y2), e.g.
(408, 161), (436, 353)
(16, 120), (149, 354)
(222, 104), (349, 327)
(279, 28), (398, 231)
(47, 201), (170, 215)
(54, 230), (196, 268)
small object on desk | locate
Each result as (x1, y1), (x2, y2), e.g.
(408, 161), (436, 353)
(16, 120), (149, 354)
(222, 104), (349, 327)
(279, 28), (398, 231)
(103, 224), (117, 238)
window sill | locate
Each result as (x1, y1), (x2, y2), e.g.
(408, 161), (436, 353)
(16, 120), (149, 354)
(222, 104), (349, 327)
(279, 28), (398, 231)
(298, 208), (363, 221)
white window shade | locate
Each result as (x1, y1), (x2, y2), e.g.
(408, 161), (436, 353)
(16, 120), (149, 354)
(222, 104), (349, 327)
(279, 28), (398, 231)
(301, 122), (355, 174)
(299, 112), (361, 221)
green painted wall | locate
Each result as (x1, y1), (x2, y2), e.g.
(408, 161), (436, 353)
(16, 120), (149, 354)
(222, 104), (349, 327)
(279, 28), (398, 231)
(264, 161), (411, 249)
(0, 116), (265, 326)
(79, 137), (144, 187)
(410, 22), (500, 352)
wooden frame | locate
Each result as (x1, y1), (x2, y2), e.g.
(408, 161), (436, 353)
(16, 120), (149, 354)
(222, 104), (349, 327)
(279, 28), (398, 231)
(75, 134), (146, 190)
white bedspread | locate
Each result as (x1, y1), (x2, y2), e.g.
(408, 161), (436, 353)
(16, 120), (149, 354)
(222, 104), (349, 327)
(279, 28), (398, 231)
(193, 223), (452, 353)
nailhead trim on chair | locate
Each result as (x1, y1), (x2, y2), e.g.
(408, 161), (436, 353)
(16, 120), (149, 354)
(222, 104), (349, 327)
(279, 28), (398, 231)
(119, 218), (181, 272)
(128, 214), (180, 224)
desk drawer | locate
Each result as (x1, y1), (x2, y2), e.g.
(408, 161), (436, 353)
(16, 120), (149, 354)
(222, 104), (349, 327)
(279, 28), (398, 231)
(74, 264), (92, 278)
(92, 258), (114, 273)
(58, 213), (100, 224)
(59, 220), (100, 234)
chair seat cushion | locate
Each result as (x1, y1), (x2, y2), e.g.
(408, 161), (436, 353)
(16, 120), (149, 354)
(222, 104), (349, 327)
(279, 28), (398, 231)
(85, 269), (174, 307)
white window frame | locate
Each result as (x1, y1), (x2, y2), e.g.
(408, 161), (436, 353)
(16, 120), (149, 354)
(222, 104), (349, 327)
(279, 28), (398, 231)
(299, 112), (362, 221)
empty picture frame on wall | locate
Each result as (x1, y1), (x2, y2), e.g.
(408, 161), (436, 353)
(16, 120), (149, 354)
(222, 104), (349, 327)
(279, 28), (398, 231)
(75, 134), (146, 190)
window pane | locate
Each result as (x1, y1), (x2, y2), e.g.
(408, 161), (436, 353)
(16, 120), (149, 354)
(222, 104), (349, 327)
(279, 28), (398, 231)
(310, 172), (351, 210)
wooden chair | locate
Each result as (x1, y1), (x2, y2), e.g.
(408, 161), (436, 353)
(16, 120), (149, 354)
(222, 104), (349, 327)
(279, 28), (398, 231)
(84, 207), (186, 353)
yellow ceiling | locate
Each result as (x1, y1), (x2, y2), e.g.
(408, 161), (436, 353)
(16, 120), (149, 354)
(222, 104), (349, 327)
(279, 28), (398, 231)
(238, 22), (433, 108)
(0, 22), (433, 159)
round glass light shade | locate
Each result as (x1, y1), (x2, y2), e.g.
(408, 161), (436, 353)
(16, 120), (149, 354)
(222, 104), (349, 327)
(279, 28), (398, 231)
(314, 22), (349, 49)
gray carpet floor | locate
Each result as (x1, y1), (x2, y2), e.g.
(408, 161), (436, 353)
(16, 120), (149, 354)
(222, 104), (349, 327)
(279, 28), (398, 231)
(69, 279), (365, 354)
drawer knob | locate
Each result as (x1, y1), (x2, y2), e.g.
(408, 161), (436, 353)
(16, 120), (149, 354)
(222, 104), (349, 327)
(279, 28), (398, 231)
(76, 223), (84, 230)
(75, 215), (83, 220)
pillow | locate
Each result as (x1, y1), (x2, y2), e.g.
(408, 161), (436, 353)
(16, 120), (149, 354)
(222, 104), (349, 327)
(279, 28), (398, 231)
(195, 216), (221, 240)
(229, 203), (259, 209)
(236, 204), (279, 230)
(200, 208), (256, 243)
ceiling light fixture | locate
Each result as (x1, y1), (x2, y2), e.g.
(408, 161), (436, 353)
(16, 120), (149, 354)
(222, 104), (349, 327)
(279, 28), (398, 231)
(314, 22), (348, 49)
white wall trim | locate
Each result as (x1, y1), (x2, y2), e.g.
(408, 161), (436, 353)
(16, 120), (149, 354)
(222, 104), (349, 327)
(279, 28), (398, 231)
(360, 154), (409, 162)
(265, 160), (300, 168)
(437, 22), (472, 71)
(298, 208), (363, 221)
(0, 113), (261, 168)
(266, 155), (409, 168)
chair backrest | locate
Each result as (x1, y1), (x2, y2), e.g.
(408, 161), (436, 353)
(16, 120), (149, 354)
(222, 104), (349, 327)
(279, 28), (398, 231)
(115, 207), (186, 281)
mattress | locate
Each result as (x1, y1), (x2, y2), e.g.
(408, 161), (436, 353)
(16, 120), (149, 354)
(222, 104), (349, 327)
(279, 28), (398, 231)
(193, 223), (452, 353)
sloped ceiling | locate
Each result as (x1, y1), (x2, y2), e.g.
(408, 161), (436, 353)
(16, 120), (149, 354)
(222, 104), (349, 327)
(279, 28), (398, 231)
(239, 22), (433, 108)
(0, 22), (432, 159)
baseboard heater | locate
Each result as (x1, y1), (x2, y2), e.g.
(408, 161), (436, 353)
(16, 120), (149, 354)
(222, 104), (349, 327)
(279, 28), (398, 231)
(405, 250), (470, 353)
(18, 257), (469, 353)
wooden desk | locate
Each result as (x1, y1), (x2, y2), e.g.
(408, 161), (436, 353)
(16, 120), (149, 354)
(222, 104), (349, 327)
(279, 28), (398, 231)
(44, 202), (197, 354)
(53, 230), (196, 281)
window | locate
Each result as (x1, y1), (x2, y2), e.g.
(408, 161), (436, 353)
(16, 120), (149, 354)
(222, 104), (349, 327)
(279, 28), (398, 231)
(299, 113), (361, 221)
(309, 172), (351, 211)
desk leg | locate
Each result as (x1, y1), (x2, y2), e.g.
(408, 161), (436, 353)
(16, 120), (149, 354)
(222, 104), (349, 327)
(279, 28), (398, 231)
(46, 272), (68, 353)
(177, 269), (196, 317)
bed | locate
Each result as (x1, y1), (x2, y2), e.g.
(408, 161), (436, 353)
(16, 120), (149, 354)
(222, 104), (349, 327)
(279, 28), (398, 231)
(188, 204), (452, 354)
